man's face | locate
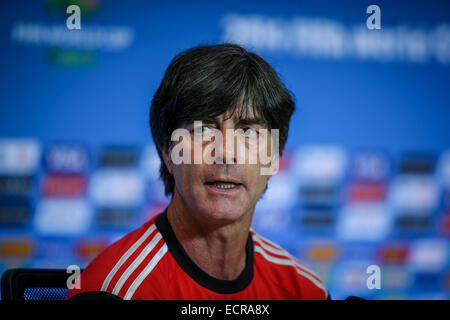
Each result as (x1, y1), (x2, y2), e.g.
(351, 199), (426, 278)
(164, 110), (275, 225)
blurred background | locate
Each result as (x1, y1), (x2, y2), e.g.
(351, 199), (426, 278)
(0, 0), (449, 300)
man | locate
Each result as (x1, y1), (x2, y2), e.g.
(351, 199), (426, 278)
(67, 43), (328, 300)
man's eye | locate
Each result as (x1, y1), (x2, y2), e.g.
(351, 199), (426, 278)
(201, 126), (211, 133)
(243, 128), (257, 137)
(192, 126), (212, 134)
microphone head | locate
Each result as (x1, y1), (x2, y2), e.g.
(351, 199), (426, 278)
(69, 291), (123, 300)
(345, 296), (366, 300)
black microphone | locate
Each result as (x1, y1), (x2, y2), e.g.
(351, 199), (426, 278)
(69, 291), (123, 300)
(345, 296), (366, 300)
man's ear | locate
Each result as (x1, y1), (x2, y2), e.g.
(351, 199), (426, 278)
(161, 146), (174, 174)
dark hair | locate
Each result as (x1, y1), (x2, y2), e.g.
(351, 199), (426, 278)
(150, 43), (295, 195)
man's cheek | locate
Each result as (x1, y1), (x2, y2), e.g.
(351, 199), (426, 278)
(173, 164), (192, 186)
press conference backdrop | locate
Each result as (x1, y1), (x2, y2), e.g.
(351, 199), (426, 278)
(0, 0), (449, 300)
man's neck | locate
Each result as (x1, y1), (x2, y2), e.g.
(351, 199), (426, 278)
(166, 194), (253, 281)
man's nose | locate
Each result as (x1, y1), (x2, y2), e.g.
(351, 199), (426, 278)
(218, 127), (236, 164)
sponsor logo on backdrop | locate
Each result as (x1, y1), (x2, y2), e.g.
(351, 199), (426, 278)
(337, 203), (392, 241)
(351, 152), (390, 182)
(300, 185), (337, 205)
(346, 181), (386, 202)
(390, 176), (439, 213)
(0, 196), (31, 226)
(89, 169), (144, 207)
(301, 215), (334, 229)
(10, 0), (134, 66)
(293, 146), (347, 186)
(0, 175), (34, 195)
(11, 22), (134, 52)
(407, 239), (448, 272)
(0, 237), (34, 259)
(96, 207), (135, 229)
(399, 153), (435, 174)
(221, 14), (450, 64)
(396, 215), (432, 234)
(34, 199), (92, 235)
(75, 239), (108, 261)
(98, 147), (139, 168)
(41, 173), (87, 197)
(377, 243), (409, 265)
(0, 139), (41, 175)
(306, 244), (338, 262)
(45, 143), (89, 173)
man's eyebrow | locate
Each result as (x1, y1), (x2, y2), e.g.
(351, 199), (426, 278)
(183, 117), (267, 128)
(201, 117), (221, 125)
(236, 118), (267, 127)
(183, 117), (218, 128)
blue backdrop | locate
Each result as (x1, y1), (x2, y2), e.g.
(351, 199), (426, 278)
(0, 0), (449, 300)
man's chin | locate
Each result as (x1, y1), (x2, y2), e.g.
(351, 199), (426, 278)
(197, 204), (249, 225)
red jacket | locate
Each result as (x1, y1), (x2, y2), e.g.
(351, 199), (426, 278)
(67, 210), (328, 300)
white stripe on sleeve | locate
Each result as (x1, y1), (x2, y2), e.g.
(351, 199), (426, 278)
(101, 224), (157, 292)
(112, 232), (163, 296)
(253, 245), (327, 296)
(124, 244), (168, 300)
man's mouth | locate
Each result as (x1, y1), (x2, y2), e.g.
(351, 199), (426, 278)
(206, 181), (240, 189)
(204, 177), (243, 191)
